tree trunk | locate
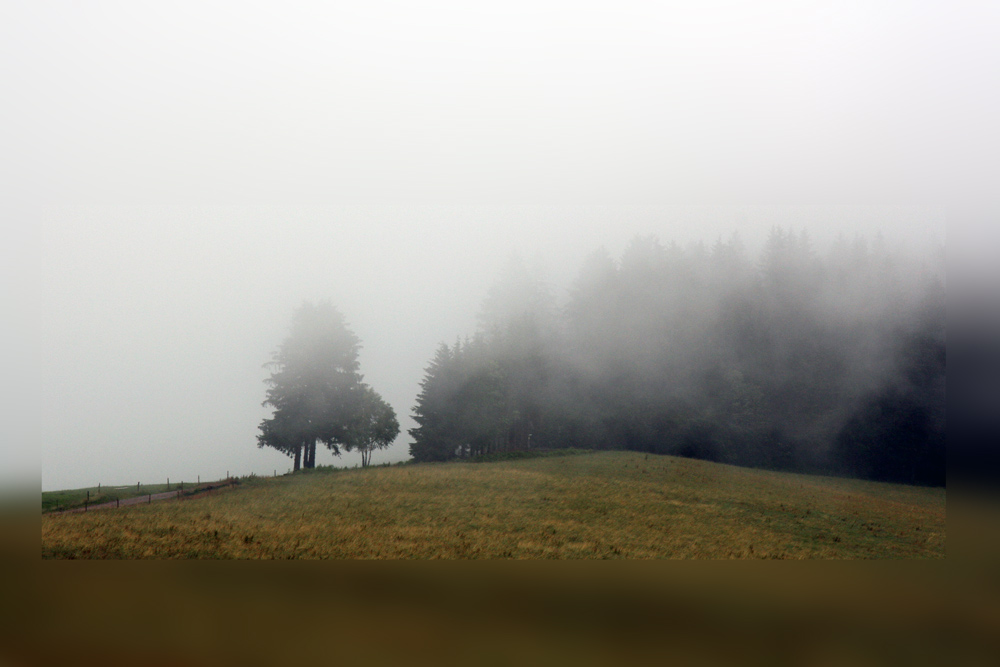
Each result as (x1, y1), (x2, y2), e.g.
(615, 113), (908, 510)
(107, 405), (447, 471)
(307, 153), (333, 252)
(305, 440), (316, 469)
(294, 447), (301, 471)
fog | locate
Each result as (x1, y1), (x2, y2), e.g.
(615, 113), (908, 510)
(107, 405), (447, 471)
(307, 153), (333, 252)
(1, 2), (993, 491)
(37, 207), (943, 490)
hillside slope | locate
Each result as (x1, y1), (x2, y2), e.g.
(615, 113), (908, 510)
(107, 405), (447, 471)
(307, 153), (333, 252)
(41, 452), (945, 559)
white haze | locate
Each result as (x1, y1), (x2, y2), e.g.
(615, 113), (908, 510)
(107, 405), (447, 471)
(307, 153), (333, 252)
(38, 206), (942, 490)
(0, 2), (992, 490)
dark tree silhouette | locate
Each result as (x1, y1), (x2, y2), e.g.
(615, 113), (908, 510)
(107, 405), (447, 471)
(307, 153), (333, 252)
(409, 343), (462, 462)
(258, 301), (363, 470)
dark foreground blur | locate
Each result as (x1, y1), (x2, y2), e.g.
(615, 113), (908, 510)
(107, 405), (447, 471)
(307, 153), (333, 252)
(5, 555), (1000, 666)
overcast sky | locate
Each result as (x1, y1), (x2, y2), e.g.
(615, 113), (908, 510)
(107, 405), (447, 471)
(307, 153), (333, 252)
(1, 2), (993, 490)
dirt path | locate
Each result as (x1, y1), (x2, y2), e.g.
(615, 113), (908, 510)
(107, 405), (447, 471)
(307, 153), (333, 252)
(49, 482), (237, 514)
(53, 490), (183, 514)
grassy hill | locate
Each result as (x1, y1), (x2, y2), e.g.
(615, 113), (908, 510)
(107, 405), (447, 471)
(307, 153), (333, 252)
(41, 451), (945, 559)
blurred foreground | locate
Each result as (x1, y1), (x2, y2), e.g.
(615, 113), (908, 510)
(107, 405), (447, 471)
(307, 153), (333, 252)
(5, 558), (1000, 666)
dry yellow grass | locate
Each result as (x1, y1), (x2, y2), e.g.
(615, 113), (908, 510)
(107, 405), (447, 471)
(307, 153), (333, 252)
(41, 452), (945, 559)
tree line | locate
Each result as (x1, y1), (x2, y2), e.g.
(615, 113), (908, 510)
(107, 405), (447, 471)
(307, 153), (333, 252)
(256, 228), (944, 486)
(409, 228), (945, 486)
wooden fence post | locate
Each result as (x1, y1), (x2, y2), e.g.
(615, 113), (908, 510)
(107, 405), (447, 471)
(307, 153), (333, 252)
(148, 493), (151, 504)
(85, 490), (89, 512)
(116, 498), (119, 508)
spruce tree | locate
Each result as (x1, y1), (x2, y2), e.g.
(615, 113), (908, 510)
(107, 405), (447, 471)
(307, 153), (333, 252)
(258, 301), (363, 469)
(409, 343), (460, 462)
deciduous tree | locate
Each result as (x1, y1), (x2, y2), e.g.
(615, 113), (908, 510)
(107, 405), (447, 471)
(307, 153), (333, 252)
(346, 385), (400, 467)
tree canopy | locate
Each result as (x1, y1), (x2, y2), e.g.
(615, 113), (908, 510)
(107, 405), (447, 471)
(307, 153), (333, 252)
(345, 384), (400, 467)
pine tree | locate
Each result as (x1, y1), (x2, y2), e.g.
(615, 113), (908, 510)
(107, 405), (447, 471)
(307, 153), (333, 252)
(258, 301), (363, 469)
(409, 343), (461, 462)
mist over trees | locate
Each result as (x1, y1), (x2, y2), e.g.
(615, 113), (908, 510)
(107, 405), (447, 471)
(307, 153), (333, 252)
(410, 228), (945, 486)
(258, 302), (399, 470)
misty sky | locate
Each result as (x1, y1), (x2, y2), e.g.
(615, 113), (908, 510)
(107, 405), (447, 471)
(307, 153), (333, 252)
(1, 2), (993, 490)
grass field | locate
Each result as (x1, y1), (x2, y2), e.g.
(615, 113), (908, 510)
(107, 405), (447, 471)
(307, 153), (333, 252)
(40, 451), (946, 559)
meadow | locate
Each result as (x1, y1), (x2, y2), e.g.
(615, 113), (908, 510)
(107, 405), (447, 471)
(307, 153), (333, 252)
(40, 451), (945, 559)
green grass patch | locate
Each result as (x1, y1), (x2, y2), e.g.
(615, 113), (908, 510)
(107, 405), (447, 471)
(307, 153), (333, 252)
(41, 452), (945, 559)
(469, 447), (595, 463)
